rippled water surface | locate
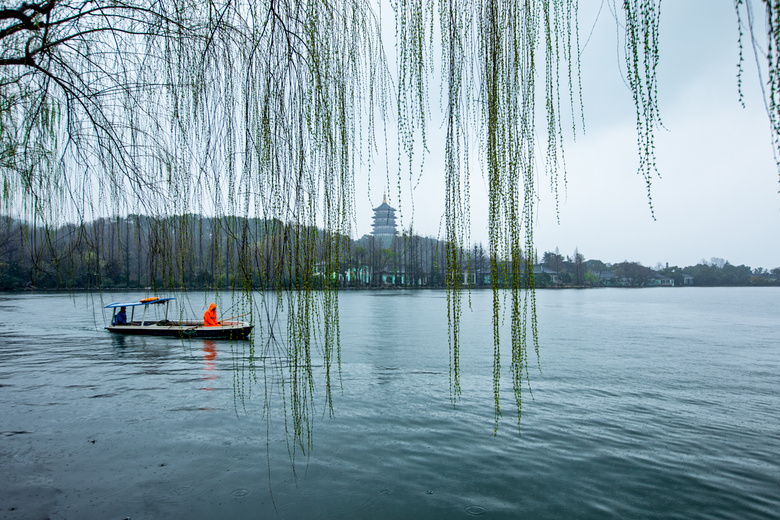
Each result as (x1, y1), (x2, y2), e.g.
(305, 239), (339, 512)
(1, 288), (779, 519)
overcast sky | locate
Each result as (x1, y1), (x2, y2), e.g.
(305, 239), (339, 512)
(354, 1), (780, 269)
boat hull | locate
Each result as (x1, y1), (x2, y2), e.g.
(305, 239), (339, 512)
(106, 321), (252, 340)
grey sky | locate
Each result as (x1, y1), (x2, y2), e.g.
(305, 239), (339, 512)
(355, 1), (780, 269)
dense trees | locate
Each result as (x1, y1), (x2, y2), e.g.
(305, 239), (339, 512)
(0, 215), (498, 290)
(3, 214), (777, 290)
(612, 261), (654, 287)
(677, 262), (753, 287)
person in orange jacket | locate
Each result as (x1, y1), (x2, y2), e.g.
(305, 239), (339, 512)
(204, 303), (220, 326)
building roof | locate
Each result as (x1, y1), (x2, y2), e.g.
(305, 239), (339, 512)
(373, 202), (394, 212)
(533, 264), (558, 275)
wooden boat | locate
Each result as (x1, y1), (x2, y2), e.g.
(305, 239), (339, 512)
(105, 297), (252, 339)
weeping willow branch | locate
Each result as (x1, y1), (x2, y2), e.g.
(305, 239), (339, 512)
(623, 0), (661, 217)
(391, 0), (581, 430)
(736, 0), (780, 184)
(1, 0), (387, 451)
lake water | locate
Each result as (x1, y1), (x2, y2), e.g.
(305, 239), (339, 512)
(1, 288), (778, 519)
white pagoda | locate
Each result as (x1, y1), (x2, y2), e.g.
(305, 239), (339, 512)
(371, 195), (398, 247)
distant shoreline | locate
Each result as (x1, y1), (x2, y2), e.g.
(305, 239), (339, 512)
(2, 284), (777, 294)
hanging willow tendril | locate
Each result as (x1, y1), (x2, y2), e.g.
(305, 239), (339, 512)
(736, 0), (780, 180)
(623, 0), (662, 217)
(440, 0), (470, 404)
(393, 0), (580, 429)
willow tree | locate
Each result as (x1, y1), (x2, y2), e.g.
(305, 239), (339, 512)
(0, 0), (386, 452)
(2, 0), (779, 436)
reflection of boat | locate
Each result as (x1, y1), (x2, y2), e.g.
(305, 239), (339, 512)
(104, 297), (252, 339)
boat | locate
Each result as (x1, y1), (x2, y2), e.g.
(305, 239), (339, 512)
(104, 297), (252, 339)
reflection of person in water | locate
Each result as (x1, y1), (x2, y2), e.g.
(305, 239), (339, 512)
(202, 340), (217, 391)
(203, 303), (220, 327)
(113, 307), (127, 325)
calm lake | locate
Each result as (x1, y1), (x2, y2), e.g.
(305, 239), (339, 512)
(1, 288), (778, 519)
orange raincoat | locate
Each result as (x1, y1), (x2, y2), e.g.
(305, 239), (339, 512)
(204, 303), (220, 327)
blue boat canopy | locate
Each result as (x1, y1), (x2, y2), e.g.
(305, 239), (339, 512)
(105, 297), (175, 308)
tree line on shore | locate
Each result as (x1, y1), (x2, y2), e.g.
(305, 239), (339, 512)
(1, 215), (778, 291)
(536, 250), (780, 288)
